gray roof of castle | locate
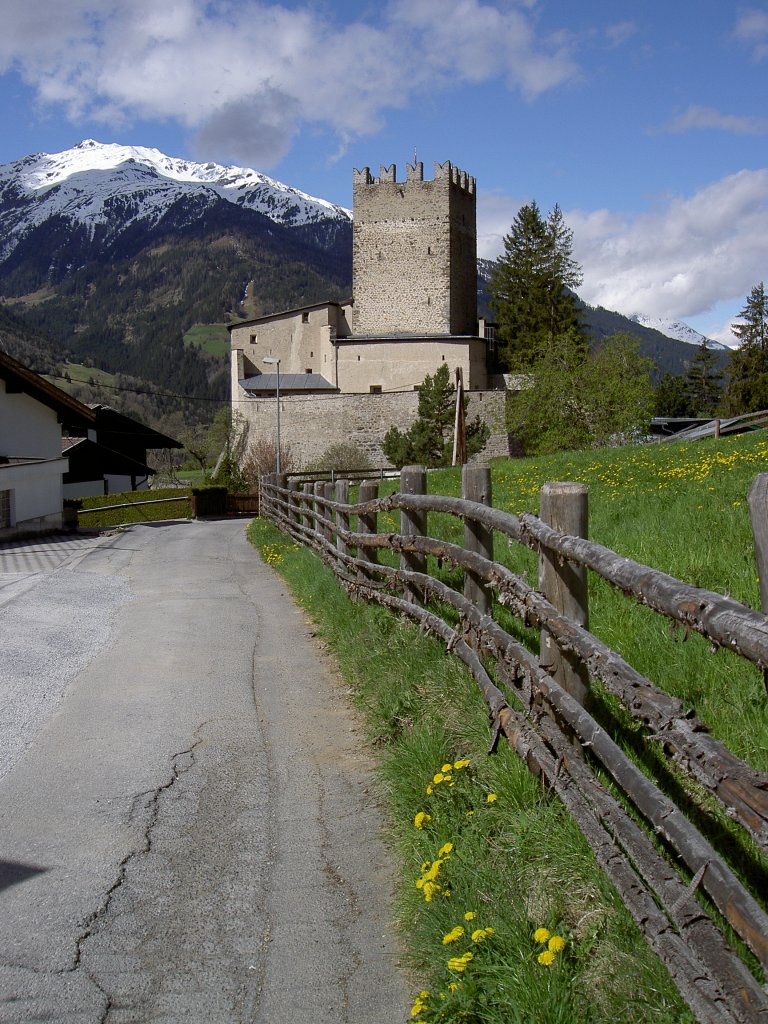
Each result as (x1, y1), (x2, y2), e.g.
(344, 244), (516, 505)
(240, 373), (338, 393)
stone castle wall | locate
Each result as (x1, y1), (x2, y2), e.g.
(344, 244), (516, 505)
(238, 387), (509, 470)
(352, 161), (477, 337)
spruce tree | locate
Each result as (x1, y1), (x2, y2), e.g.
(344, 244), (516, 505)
(685, 340), (723, 416)
(489, 201), (584, 369)
(723, 282), (768, 414)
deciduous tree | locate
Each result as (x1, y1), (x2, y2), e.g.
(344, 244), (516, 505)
(506, 332), (654, 454)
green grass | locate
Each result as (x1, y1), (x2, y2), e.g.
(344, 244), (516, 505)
(247, 431), (768, 1022)
(77, 487), (191, 527)
(47, 363), (118, 387)
(182, 322), (229, 357)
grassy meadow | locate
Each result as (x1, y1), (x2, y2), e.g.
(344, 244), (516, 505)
(182, 322), (230, 357)
(249, 432), (768, 1023)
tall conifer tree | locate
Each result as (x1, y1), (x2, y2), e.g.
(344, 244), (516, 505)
(489, 201), (584, 369)
(723, 282), (768, 414)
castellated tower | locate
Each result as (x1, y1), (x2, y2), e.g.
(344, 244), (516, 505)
(352, 160), (477, 336)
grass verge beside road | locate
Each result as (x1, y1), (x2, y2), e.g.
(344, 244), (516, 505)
(77, 488), (191, 528)
(248, 431), (768, 1021)
(247, 515), (694, 1022)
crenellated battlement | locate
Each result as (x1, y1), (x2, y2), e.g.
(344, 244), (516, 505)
(352, 160), (475, 195)
(352, 156), (477, 336)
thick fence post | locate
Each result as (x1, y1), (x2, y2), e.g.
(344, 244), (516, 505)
(400, 465), (426, 602)
(539, 482), (589, 706)
(357, 480), (379, 579)
(272, 473), (286, 525)
(463, 464), (493, 616)
(322, 481), (335, 543)
(748, 473), (768, 693)
(313, 481), (326, 542)
(335, 480), (350, 558)
(288, 480), (301, 528)
(301, 481), (313, 531)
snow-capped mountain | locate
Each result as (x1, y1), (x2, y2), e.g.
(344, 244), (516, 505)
(631, 315), (729, 351)
(0, 139), (351, 264)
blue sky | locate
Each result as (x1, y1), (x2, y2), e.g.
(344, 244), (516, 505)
(0, 0), (766, 343)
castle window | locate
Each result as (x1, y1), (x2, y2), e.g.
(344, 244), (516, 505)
(301, 311), (309, 323)
(305, 368), (312, 374)
(370, 384), (382, 394)
(250, 333), (257, 345)
(310, 351), (314, 357)
(427, 246), (431, 255)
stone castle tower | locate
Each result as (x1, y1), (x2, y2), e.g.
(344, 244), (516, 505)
(351, 160), (477, 337)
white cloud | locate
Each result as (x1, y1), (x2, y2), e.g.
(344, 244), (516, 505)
(0, 0), (578, 167)
(734, 8), (768, 61)
(478, 170), (768, 322)
(661, 104), (768, 135)
(605, 21), (637, 47)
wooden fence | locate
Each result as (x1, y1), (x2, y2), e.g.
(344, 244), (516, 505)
(258, 466), (768, 1024)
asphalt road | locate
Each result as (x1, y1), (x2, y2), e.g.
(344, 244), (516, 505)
(0, 521), (410, 1023)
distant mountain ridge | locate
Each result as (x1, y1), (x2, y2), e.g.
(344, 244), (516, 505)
(631, 314), (729, 351)
(0, 143), (729, 426)
(0, 139), (350, 261)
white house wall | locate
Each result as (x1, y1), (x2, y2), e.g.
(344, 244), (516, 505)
(0, 381), (63, 458)
(0, 458), (67, 534)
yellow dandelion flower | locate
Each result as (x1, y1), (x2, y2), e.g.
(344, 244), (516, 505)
(548, 935), (566, 953)
(447, 957), (467, 973)
(454, 758), (471, 769)
(437, 842), (454, 857)
(538, 950), (556, 967)
(448, 982), (460, 992)
(471, 928), (491, 943)
(433, 772), (445, 785)
(441, 762), (453, 773)
(414, 811), (432, 829)
(534, 928), (551, 944)
(464, 911), (476, 921)
(426, 784), (433, 795)
(442, 926), (464, 945)
(486, 793), (498, 803)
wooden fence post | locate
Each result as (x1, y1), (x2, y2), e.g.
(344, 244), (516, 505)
(747, 473), (768, 693)
(463, 464), (493, 616)
(539, 482), (590, 706)
(335, 480), (350, 558)
(301, 482), (313, 531)
(322, 481), (334, 543)
(313, 481), (327, 542)
(400, 465), (426, 602)
(357, 480), (379, 579)
(273, 473), (286, 526)
(288, 480), (301, 528)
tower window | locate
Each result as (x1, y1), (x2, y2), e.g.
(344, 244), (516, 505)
(301, 312), (309, 323)
(370, 384), (382, 394)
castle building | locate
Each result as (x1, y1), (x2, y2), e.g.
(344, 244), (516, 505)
(230, 161), (506, 468)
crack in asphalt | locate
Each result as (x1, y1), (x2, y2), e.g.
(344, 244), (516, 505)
(62, 725), (210, 1020)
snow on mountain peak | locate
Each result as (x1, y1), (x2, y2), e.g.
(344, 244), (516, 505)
(3, 139), (351, 230)
(631, 315), (728, 351)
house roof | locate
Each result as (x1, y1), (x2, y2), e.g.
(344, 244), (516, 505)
(0, 350), (96, 430)
(86, 405), (183, 449)
(228, 298), (353, 331)
(240, 373), (339, 393)
(62, 436), (155, 480)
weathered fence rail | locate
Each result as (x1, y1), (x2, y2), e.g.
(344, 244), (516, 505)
(259, 468), (768, 1024)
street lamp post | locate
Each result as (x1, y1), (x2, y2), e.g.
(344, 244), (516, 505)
(262, 356), (281, 473)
